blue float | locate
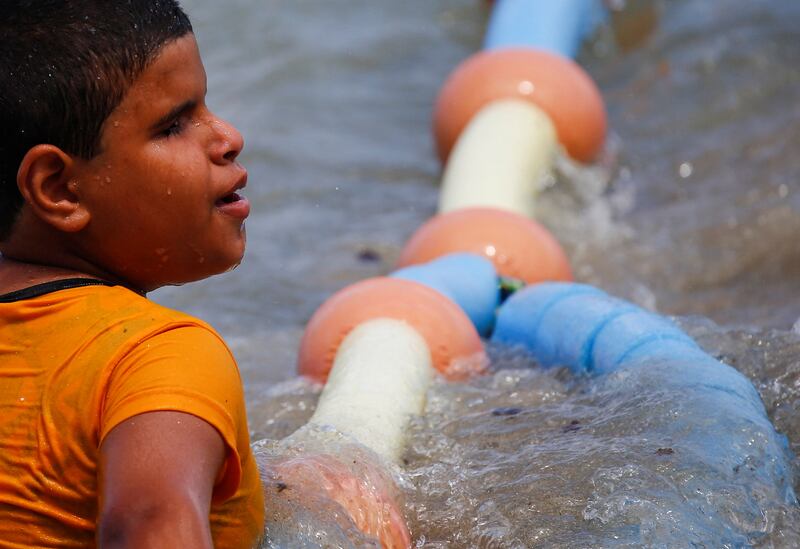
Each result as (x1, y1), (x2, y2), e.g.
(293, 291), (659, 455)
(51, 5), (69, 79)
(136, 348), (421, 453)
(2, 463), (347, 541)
(484, 0), (606, 58)
(493, 282), (774, 416)
(389, 253), (500, 337)
(491, 282), (796, 504)
(391, 253), (499, 337)
(492, 283), (699, 373)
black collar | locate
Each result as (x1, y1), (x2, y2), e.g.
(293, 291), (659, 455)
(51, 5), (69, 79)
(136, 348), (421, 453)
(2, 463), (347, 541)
(0, 278), (116, 303)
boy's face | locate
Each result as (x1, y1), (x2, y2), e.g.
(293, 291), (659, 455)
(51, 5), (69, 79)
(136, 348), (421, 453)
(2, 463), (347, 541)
(71, 34), (249, 291)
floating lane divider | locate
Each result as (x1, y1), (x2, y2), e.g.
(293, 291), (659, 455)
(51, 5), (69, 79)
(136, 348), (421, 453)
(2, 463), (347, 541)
(279, 0), (794, 546)
(277, 1), (603, 546)
(281, 211), (574, 544)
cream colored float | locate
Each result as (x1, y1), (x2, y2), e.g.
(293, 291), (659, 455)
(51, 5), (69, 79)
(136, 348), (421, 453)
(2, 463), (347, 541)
(293, 276), (487, 461)
(438, 98), (558, 217)
(264, 277), (485, 547)
(273, 318), (440, 548)
(289, 318), (433, 463)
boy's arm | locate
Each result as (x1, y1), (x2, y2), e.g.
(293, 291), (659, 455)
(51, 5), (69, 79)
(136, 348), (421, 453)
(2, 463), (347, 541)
(97, 410), (226, 549)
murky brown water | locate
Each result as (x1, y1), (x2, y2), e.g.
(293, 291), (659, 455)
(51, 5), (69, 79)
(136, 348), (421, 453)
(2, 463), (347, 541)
(154, 0), (800, 545)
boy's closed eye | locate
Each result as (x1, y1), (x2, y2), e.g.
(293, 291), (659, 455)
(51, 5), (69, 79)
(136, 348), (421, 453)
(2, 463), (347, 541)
(152, 99), (197, 138)
(161, 118), (185, 137)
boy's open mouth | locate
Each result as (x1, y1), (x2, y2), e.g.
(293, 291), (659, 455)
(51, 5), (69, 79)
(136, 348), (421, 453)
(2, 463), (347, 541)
(216, 192), (242, 206)
(215, 191), (250, 219)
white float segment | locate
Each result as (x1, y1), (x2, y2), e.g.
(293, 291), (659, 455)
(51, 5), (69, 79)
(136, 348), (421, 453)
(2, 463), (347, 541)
(438, 98), (558, 217)
(306, 318), (434, 463)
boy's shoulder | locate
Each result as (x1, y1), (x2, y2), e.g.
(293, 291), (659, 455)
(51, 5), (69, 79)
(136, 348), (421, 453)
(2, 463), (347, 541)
(1, 280), (230, 363)
(91, 283), (213, 328)
(80, 284), (230, 357)
(67, 282), (215, 328)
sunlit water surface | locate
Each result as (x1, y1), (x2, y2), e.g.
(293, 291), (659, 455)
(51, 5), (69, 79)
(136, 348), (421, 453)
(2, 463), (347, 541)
(154, 0), (800, 545)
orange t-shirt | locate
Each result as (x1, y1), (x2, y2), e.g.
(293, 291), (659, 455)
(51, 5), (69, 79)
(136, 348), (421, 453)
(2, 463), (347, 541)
(0, 280), (265, 548)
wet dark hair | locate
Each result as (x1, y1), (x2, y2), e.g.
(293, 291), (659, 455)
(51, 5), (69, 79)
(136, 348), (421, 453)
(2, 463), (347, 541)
(0, 0), (193, 239)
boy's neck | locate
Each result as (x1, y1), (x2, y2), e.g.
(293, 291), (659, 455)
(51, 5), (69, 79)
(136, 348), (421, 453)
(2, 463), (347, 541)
(0, 213), (146, 296)
(0, 258), (81, 294)
(0, 255), (118, 295)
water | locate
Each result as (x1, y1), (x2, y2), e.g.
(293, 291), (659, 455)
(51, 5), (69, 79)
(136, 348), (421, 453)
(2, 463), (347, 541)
(154, 0), (800, 545)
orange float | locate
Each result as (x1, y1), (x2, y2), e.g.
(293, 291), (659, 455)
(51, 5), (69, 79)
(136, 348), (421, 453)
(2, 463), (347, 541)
(264, 451), (411, 548)
(397, 207), (572, 284)
(433, 47), (606, 164)
(297, 277), (486, 383)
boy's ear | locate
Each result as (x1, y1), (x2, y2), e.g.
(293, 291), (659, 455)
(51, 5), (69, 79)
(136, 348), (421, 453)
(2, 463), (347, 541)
(16, 144), (90, 232)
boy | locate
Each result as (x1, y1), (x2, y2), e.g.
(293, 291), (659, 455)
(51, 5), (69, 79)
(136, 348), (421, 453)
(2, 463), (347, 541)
(0, 1), (265, 547)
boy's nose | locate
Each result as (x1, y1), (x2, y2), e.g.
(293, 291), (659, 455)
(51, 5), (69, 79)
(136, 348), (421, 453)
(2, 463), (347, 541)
(209, 116), (244, 164)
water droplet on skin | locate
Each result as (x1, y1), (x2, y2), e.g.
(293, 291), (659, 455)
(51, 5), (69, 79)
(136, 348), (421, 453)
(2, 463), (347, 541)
(166, 188), (172, 196)
(678, 162), (693, 178)
(223, 261), (241, 273)
(198, 257), (205, 264)
(113, 121), (120, 127)
(104, 176), (111, 183)
(155, 248), (167, 255)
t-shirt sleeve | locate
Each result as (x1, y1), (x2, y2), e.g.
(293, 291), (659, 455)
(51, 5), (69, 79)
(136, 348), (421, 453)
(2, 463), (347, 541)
(99, 324), (247, 502)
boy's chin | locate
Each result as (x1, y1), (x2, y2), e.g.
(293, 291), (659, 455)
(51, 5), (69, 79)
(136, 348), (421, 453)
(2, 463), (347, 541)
(188, 253), (246, 283)
(195, 237), (248, 279)
(142, 254), (246, 292)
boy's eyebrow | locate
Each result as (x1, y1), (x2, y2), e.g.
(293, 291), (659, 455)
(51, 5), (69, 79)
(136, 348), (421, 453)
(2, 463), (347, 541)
(151, 99), (197, 130)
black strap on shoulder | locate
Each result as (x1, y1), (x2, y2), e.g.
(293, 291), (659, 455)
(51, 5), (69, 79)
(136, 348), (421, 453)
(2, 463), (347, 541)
(0, 278), (116, 303)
